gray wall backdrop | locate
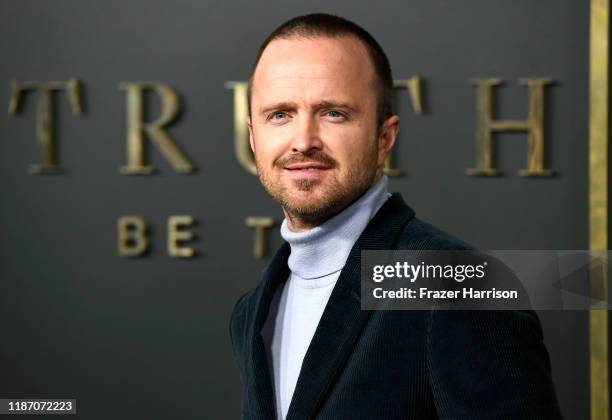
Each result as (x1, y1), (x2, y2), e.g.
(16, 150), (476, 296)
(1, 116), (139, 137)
(0, 1), (594, 418)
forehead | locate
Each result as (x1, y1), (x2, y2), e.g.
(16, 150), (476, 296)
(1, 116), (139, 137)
(251, 35), (378, 106)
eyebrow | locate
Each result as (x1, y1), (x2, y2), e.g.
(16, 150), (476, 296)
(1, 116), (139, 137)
(258, 102), (298, 116)
(258, 100), (360, 116)
(315, 101), (359, 113)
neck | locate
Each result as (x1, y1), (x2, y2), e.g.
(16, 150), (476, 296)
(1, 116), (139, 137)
(280, 175), (391, 279)
(283, 211), (331, 233)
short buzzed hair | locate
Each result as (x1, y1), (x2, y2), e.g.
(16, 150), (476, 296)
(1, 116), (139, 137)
(248, 13), (394, 128)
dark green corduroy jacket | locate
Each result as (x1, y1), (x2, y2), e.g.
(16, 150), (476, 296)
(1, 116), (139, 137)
(230, 193), (562, 419)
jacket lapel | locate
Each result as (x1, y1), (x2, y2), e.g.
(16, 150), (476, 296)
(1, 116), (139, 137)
(246, 242), (290, 419)
(286, 193), (416, 420)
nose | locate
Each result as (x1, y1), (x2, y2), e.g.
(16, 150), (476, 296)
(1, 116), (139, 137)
(290, 114), (323, 153)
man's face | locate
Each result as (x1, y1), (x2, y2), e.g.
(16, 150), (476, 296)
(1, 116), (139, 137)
(248, 35), (398, 230)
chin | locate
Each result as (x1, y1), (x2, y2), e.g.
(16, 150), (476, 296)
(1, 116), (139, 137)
(289, 185), (335, 203)
(285, 195), (326, 212)
(284, 190), (350, 221)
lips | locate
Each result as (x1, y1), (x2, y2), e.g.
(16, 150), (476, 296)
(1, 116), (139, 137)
(282, 161), (331, 180)
(284, 162), (331, 170)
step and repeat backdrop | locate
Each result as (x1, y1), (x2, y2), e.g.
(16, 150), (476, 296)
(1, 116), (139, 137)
(0, 1), (603, 418)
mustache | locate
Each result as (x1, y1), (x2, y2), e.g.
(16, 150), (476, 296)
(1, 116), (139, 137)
(275, 150), (337, 168)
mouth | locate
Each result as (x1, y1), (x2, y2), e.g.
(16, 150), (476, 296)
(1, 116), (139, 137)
(283, 162), (332, 179)
(284, 162), (331, 170)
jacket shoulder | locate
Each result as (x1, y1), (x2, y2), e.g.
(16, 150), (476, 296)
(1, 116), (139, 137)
(229, 242), (290, 366)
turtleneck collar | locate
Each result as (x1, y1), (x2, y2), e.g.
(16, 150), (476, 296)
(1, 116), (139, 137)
(280, 175), (391, 280)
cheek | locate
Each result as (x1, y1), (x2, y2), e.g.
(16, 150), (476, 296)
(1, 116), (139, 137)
(256, 149), (280, 169)
(253, 130), (285, 166)
(326, 129), (377, 164)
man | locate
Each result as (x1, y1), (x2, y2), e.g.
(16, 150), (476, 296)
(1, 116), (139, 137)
(230, 13), (562, 419)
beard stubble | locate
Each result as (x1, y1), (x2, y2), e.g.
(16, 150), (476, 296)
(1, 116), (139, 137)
(256, 146), (380, 227)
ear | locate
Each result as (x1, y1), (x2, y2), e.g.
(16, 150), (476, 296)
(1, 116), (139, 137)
(377, 115), (400, 166)
(247, 116), (255, 153)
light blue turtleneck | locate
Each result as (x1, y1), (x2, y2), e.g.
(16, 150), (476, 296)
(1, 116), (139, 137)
(266, 175), (391, 419)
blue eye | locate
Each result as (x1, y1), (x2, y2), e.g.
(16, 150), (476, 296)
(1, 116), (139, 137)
(326, 110), (344, 118)
(271, 111), (287, 120)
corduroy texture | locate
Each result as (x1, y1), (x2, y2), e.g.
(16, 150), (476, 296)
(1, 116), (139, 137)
(229, 193), (563, 419)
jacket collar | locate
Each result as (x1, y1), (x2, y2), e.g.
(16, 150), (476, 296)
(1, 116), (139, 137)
(246, 193), (416, 419)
